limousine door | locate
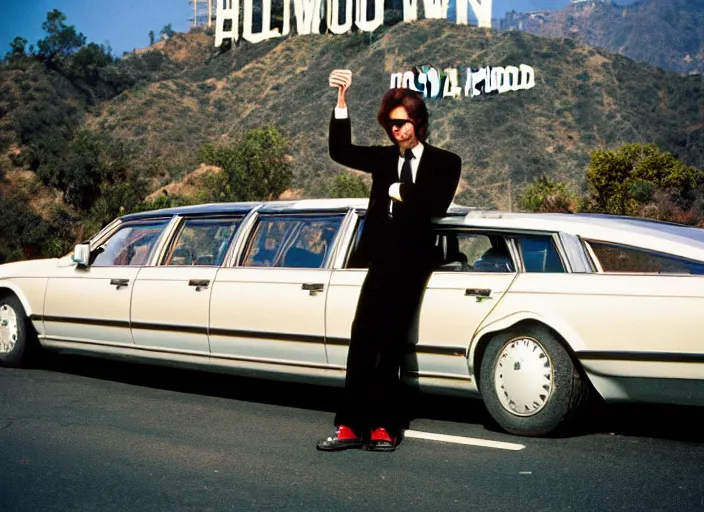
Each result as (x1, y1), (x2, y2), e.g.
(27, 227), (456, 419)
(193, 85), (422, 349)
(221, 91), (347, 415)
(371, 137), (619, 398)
(130, 217), (241, 355)
(325, 229), (517, 377)
(209, 213), (344, 367)
(43, 220), (170, 347)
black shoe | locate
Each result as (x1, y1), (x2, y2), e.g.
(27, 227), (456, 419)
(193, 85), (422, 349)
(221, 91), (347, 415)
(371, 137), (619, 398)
(316, 426), (365, 451)
(366, 427), (400, 452)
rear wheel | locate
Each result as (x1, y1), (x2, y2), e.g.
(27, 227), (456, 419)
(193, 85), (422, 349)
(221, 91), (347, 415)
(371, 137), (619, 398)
(0, 295), (36, 368)
(479, 324), (590, 437)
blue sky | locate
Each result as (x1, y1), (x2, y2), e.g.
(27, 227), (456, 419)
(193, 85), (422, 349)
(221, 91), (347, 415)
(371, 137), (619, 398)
(1, 0), (636, 57)
(1, 0), (192, 56)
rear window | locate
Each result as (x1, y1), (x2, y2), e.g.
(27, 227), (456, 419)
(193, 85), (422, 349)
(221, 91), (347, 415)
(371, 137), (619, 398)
(586, 241), (704, 275)
(513, 236), (565, 273)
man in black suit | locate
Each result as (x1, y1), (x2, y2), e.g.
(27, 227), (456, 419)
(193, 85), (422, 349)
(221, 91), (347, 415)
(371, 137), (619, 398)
(316, 70), (462, 452)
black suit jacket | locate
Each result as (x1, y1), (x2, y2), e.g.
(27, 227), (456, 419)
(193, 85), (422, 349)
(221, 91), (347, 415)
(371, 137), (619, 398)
(329, 110), (462, 270)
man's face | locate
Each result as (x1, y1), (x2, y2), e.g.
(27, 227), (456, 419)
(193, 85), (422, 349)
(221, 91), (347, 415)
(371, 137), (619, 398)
(388, 106), (417, 146)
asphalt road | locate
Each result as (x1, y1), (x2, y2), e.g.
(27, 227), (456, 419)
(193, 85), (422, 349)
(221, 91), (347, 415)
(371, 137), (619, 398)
(1, 355), (703, 512)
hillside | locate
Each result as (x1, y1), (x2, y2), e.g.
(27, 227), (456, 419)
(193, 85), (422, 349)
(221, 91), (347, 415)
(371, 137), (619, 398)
(502, 0), (704, 74)
(89, 20), (704, 206)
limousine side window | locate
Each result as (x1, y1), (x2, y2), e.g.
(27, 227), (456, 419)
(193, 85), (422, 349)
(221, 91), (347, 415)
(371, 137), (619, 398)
(586, 240), (704, 274)
(513, 235), (565, 273)
(436, 232), (515, 272)
(242, 214), (344, 268)
(162, 218), (240, 266)
(92, 221), (169, 267)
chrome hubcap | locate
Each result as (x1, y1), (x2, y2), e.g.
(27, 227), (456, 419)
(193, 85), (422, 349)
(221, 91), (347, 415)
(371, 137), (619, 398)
(0, 304), (19, 354)
(494, 337), (554, 417)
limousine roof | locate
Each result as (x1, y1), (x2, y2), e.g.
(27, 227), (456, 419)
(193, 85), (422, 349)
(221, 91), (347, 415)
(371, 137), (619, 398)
(119, 198), (471, 221)
(446, 209), (704, 258)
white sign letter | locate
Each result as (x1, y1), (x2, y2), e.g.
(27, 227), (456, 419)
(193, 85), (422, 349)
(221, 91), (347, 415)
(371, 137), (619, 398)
(518, 64), (535, 90)
(355, 0), (383, 32)
(458, 0), (492, 27)
(470, 67), (486, 97)
(426, 67), (441, 98)
(215, 0), (239, 45)
(403, 0), (418, 22)
(390, 73), (403, 88)
(443, 68), (462, 98)
(326, 0), (353, 34)
(243, 0), (282, 43)
(283, 0), (323, 35)
(423, 0), (448, 19)
(402, 71), (421, 92)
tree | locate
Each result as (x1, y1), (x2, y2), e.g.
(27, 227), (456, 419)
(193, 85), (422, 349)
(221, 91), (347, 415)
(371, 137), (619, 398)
(585, 143), (699, 216)
(6, 37), (27, 61)
(37, 9), (87, 62)
(0, 190), (50, 263)
(149, 30), (156, 45)
(199, 126), (293, 202)
(328, 172), (370, 198)
(518, 176), (578, 213)
(161, 24), (175, 39)
(69, 43), (114, 88)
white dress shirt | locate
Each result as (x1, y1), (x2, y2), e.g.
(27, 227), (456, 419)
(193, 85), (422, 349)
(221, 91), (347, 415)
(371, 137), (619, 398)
(334, 107), (422, 206)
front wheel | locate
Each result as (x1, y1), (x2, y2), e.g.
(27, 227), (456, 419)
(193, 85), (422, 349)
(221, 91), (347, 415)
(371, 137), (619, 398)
(0, 295), (37, 368)
(479, 325), (590, 437)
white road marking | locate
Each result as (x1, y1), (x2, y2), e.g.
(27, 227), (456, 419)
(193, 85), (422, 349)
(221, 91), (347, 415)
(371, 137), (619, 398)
(404, 430), (526, 450)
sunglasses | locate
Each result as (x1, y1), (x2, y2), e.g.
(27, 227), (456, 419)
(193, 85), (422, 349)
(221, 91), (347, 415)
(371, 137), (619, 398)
(388, 118), (413, 128)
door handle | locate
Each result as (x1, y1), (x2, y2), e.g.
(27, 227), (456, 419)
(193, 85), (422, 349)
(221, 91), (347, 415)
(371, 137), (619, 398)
(302, 283), (324, 295)
(110, 278), (129, 288)
(465, 288), (492, 302)
(189, 279), (210, 289)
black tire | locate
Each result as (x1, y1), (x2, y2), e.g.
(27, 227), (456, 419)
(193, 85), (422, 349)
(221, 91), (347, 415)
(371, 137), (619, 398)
(0, 294), (36, 368)
(479, 324), (590, 437)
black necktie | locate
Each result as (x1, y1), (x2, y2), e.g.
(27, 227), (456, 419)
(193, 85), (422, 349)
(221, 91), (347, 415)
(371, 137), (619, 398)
(400, 148), (414, 185)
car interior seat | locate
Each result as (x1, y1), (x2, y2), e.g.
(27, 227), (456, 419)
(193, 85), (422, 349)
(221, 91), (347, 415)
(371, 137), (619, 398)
(475, 245), (513, 272)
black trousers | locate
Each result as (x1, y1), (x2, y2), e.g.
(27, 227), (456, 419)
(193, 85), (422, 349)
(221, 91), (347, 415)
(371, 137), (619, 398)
(334, 260), (432, 435)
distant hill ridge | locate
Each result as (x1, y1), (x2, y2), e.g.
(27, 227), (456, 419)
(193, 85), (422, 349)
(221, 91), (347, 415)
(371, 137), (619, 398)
(499, 0), (704, 74)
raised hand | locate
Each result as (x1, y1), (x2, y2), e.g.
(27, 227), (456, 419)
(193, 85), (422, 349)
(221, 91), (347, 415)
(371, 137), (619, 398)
(329, 69), (352, 108)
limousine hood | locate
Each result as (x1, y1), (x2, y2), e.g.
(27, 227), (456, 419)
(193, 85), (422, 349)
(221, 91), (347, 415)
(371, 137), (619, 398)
(0, 258), (60, 279)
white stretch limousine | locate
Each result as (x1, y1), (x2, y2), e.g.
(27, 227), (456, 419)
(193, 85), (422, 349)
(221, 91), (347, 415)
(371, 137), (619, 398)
(1, 199), (704, 437)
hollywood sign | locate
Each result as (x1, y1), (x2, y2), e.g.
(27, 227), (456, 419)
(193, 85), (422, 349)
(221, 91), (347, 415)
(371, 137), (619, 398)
(215, 0), (493, 46)
(391, 64), (536, 98)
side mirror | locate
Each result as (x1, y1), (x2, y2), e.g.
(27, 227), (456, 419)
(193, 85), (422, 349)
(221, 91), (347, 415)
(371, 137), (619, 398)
(72, 243), (91, 267)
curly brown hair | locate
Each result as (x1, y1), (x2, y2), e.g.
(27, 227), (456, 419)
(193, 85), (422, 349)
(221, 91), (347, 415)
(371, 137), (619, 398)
(376, 88), (429, 144)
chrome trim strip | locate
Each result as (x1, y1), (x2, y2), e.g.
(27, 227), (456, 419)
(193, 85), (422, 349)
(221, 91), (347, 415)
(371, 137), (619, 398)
(222, 205), (264, 268)
(325, 337), (467, 356)
(577, 351), (704, 364)
(148, 216), (183, 267)
(42, 337), (344, 370)
(209, 352), (344, 370)
(40, 338), (474, 382)
(558, 232), (592, 273)
(582, 239), (604, 272)
(130, 322), (208, 335)
(209, 328), (324, 344)
(551, 232), (573, 273)
(39, 335), (136, 348)
(410, 371), (472, 381)
(40, 315), (130, 329)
